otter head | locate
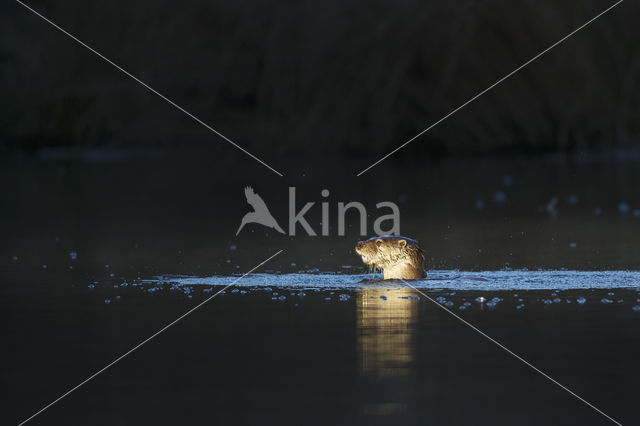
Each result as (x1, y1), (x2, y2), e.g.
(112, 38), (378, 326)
(355, 235), (426, 280)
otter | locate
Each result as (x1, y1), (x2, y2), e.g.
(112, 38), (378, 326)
(355, 235), (427, 280)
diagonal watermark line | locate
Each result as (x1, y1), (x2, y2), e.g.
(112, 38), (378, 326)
(17, 250), (283, 426)
(357, 0), (624, 176)
(15, 0), (283, 177)
(401, 280), (623, 426)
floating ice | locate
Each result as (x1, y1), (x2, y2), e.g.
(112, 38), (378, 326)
(486, 297), (502, 308)
(138, 271), (640, 291)
(619, 203), (630, 213)
(493, 191), (507, 203)
(632, 306), (640, 312)
(339, 294), (350, 301)
(601, 298), (613, 304)
(577, 297), (586, 304)
(104, 299), (111, 304)
(567, 194), (579, 205)
(69, 251), (78, 260)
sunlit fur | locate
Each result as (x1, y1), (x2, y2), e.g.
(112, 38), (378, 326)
(355, 235), (426, 280)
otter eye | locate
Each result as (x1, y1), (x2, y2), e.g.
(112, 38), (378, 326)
(376, 239), (382, 246)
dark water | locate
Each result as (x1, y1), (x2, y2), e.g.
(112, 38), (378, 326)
(4, 266), (640, 425)
(3, 153), (640, 425)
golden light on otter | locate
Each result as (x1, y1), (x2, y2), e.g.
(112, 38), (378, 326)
(355, 235), (427, 279)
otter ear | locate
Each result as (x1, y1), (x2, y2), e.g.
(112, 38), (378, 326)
(398, 239), (407, 248)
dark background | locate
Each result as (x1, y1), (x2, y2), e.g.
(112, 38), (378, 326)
(2, 0), (639, 159)
(2, 0), (640, 272)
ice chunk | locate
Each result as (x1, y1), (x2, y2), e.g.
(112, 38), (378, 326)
(493, 191), (507, 203)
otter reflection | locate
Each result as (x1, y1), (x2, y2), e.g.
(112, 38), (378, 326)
(358, 286), (418, 375)
(357, 285), (418, 415)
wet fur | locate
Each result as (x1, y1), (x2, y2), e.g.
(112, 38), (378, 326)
(355, 235), (427, 280)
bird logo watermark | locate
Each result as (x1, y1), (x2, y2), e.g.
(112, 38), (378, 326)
(236, 187), (401, 236)
(236, 187), (286, 235)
